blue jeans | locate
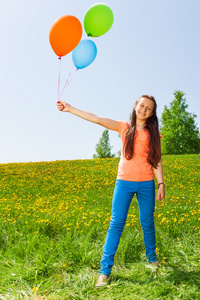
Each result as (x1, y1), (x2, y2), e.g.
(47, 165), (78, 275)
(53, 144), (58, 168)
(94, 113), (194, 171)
(100, 179), (157, 276)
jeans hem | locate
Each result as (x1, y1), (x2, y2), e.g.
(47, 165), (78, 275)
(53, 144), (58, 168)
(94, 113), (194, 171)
(99, 271), (110, 277)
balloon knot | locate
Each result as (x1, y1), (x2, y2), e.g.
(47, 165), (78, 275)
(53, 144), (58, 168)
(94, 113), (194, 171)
(58, 56), (61, 60)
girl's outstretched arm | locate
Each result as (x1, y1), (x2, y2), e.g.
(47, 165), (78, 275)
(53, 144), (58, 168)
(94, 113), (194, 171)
(57, 101), (119, 132)
(153, 160), (165, 201)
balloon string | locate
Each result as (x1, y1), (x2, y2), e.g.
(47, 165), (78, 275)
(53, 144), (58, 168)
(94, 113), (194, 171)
(59, 62), (77, 99)
(57, 56), (62, 99)
(72, 38), (88, 68)
(59, 68), (78, 99)
(59, 39), (88, 99)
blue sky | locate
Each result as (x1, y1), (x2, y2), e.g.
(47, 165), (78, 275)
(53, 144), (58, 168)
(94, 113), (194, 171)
(0, 0), (199, 164)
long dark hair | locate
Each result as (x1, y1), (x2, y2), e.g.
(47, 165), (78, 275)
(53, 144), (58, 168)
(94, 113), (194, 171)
(123, 95), (161, 168)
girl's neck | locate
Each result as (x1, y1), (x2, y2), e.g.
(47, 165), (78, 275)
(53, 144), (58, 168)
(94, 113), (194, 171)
(136, 120), (146, 130)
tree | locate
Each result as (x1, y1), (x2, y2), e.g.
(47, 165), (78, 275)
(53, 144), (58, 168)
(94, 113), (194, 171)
(93, 129), (115, 158)
(160, 90), (200, 154)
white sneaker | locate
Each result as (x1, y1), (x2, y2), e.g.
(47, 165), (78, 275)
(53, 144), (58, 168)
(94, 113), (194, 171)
(95, 274), (109, 288)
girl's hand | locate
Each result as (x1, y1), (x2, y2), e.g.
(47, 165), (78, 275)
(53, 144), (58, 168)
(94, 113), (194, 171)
(156, 185), (165, 201)
(57, 100), (70, 112)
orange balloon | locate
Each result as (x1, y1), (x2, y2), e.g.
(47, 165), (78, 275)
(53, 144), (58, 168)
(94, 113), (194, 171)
(49, 15), (82, 57)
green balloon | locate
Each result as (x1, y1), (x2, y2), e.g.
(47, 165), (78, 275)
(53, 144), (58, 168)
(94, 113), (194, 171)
(84, 3), (114, 37)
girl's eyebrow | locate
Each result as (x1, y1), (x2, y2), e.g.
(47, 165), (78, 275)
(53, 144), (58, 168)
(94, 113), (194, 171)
(141, 104), (153, 109)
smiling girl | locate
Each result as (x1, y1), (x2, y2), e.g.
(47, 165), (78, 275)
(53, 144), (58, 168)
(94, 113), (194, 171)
(57, 95), (165, 287)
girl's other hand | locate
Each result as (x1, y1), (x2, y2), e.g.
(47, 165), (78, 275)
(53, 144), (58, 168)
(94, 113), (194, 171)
(56, 100), (70, 112)
(156, 185), (165, 201)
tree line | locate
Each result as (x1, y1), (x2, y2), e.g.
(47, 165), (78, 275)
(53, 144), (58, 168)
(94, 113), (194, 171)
(93, 90), (200, 158)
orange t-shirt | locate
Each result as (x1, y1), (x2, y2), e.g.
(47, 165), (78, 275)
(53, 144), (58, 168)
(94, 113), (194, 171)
(117, 121), (154, 182)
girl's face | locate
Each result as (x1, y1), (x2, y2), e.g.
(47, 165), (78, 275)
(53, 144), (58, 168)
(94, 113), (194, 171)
(134, 97), (154, 121)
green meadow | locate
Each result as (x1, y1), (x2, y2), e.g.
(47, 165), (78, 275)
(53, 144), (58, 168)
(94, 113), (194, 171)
(0, 154), (199, 299)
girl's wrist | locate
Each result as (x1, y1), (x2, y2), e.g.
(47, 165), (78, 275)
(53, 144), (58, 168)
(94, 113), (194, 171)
(158, 182), (165, 188)
(63, 103), (70, 112)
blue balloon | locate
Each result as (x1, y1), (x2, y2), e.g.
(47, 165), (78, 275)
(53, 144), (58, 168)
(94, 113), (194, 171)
(72, 39), (97, 69)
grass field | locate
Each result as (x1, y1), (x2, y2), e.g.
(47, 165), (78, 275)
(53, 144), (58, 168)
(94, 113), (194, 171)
(0, 154), (199, 299)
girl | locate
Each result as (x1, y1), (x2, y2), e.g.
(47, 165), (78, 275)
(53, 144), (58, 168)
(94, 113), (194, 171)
(57, 95), (165, 287)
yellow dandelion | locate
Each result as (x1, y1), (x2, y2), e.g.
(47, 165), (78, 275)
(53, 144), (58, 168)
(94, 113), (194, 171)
(32, 286), (38, 293)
